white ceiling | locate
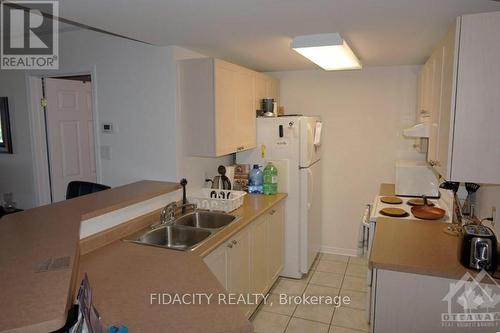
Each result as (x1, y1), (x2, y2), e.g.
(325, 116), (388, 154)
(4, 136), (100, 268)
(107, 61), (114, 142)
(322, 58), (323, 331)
(51, 0), (500, 71)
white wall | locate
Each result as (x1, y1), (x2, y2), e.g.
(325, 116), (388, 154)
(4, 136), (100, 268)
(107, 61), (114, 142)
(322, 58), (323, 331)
(0, 24), (231, 208)
(475, 185), (500, 236)
(0, 72), (35, 208)
(56, 29), (179, 187)
(272, 66), (424, 254)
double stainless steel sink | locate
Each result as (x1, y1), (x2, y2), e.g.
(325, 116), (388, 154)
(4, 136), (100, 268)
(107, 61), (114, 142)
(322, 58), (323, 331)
(124, 210), (237, 251)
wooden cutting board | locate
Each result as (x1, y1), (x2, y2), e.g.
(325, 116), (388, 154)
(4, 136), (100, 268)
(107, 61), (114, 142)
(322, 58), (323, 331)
(380, 207), (409, 217)
(380, 196), (403, 204)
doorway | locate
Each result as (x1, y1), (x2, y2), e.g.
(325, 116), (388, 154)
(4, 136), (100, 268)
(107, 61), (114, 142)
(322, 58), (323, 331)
(42, 75), (97, 202)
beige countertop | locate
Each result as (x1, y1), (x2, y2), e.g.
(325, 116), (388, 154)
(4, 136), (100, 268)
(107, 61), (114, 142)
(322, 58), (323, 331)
(0, 182), (285, 333)
(77, 241), (253, 333)
(0, 181), (180, 333)
(370, 183), (500, 282)
(75, 193), (286, 332)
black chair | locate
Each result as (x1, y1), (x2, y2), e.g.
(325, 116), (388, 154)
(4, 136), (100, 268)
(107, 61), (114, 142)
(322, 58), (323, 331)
(66, 181), (111, 200)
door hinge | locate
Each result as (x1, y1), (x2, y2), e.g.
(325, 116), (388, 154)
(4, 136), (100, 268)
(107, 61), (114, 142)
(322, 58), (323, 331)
(40, 97), (48, 108)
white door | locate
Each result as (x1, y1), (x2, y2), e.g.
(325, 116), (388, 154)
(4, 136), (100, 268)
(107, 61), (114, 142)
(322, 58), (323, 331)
(299, 160), (322, 274)
(45, 78), (96, 202)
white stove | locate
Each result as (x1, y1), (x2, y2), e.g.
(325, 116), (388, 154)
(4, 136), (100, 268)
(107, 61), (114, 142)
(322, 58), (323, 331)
(363, 192), (453, 325)
(370, 195), (451, 222)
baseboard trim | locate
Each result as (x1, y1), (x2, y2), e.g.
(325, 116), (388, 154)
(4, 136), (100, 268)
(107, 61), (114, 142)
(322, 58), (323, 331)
(320, 246), (359, 257)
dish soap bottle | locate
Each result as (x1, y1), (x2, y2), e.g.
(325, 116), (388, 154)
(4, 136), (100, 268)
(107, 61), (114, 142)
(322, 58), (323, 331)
(248, 164), (263, 194)
(263, 162), (278, 195)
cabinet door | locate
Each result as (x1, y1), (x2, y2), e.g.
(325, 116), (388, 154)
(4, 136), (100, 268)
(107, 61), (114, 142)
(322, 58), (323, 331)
(435, 23), (457, 178)
(214, 60), (238, 156)
(227, 227), (252, 316)
(254, 73), (267, 111)
(255, 73), (280, 107)
(421, 61), (433, 119)
(427, 51), (443, 165)
(267, 203), (285, 283)
(265, 76), (280, 106)
(203, 245), (228, 290)
(250, 215), (268, 296)
(416, 68), (425, 121)
(235, 69), (256, 152)
(451, 12), (500, 183)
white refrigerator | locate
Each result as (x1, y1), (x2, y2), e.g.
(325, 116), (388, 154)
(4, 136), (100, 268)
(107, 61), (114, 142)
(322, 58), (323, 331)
(237, 116), (322, 278)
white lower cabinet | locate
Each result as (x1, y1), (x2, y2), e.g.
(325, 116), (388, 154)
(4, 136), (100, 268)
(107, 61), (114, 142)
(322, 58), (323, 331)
(251, 214), (269, 296)
(203, 202), (285, 318)
(267, 205), (285, 283)
(227, 225), (252, 317)
(372, 269), (495, 333)
(203, 245), (228, 289)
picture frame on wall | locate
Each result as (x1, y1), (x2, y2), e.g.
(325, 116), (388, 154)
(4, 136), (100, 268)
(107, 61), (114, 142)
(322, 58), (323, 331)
(0, 97), (13, 154)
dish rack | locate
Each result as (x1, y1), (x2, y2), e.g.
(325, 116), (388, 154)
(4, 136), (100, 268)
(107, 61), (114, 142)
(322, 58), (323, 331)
(188, 189), (247, 213)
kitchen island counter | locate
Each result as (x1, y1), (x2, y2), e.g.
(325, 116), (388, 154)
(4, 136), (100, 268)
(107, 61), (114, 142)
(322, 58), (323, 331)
(0, 181), (180, 333)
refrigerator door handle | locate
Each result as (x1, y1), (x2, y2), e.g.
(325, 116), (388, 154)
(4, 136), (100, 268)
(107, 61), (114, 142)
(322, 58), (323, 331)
(307, 168), (313, 211)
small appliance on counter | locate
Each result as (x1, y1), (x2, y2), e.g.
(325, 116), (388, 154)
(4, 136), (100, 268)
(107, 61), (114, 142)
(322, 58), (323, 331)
(395, 160), (439, 198)
(461, 224), (497, 272)
(205, 165), (231, 190)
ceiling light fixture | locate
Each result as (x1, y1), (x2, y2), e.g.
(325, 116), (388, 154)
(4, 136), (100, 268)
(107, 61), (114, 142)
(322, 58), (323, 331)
(291, 33), (362, 71)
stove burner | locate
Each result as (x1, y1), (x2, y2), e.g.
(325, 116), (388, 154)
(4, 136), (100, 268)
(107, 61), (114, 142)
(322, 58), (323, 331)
(379, 207), (409, 218)
(380, 196), (403, 204)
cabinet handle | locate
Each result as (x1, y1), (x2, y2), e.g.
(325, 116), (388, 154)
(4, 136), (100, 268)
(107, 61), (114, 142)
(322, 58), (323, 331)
(231, 240), (238, 245)
(269, 209), (276, 215)
(236, 146), (245, 151)
(429, 160), (440, 167)
(227, 243), (233, 248)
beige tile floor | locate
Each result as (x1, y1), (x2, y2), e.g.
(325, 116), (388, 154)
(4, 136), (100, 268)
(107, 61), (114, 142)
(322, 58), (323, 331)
(251, 253), (370, 333)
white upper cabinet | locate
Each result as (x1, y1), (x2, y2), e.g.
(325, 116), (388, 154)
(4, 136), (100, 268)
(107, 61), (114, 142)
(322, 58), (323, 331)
(420, 12), (500, 183)
(180, 58), (279, 157)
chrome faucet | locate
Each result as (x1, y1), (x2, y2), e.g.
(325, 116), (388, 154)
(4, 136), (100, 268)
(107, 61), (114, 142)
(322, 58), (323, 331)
(160, 202), (178, 225)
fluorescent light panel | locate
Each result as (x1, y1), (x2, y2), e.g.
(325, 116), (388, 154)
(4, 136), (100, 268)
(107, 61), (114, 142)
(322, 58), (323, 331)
(292, 33), (362, 71)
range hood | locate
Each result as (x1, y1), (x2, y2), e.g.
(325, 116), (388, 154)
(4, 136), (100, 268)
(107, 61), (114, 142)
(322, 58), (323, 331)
(403, 123), (430, 138)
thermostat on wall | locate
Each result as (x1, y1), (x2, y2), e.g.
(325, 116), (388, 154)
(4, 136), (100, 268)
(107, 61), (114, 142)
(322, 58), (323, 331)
(102, 123), (114, 133)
